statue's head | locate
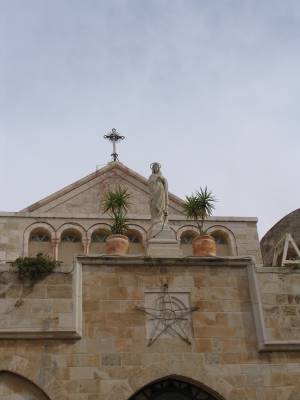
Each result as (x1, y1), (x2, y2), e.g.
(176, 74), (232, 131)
(150, 162), (161, 174)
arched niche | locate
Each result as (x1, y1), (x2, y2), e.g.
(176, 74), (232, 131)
(127, 227), (146, 255)
(129, 375), (226, 400)
(207, 226), (237, 256)
(58, 225), (85, 266)
(89, 227), (110, 254)
(0, 370), (51, 400)
(23, 222), (55, 258)
(177, 226), (198, 257)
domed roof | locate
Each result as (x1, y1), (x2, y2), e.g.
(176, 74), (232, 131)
(261, 208), (300, 265)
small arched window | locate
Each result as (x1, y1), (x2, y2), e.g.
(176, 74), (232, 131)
(214, 236), (227, 245)
(30, 231), (50, 242)
(28, 228), (52, 257)
(59, 228), (83, 265)
(128, 233), (141, 243)
(180, 230), (197, 256)
(90, 229), (109, 254)
(180, 234), (195, 245)
(210, 230), (232, 256)
(91, 231), (108, 243)
(61, 229), (81, 243)
(180, 230), (197, 244)
(127, 230), (145, 254)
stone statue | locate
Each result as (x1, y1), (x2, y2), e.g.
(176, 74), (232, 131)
(148, 162), (168, 224)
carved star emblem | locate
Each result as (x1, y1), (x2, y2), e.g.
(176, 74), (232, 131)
(136, 284), (198, 346)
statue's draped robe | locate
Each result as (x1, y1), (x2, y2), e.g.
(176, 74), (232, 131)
(148, 173), (168, 223)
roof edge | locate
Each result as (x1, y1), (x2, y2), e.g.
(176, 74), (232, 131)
(20, 162), (184, 213)
(0, 212), (258, 222)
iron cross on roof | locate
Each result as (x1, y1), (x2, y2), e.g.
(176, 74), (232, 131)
(103, 128), (125, 162)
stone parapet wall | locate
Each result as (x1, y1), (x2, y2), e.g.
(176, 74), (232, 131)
(0, 214), (262, 264)
(0, 256), (300, 399)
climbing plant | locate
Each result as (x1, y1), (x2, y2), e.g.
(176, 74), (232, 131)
(12, 253), (60, 286)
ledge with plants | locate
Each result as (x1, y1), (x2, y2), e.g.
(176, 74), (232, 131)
(183, 186), (217, 256)
(10, 253), (61, 308)
(102, 185), (131, 255)
(13, 253), (60, 286)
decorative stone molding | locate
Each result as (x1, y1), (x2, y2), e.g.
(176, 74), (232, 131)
(77, 255), (251, 267)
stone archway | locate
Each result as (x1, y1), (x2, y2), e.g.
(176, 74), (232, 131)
(0, 370), (51, 400)
(128, 375), (226, 400)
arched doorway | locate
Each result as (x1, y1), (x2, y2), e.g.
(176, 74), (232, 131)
(0, 370), (50, 400)
(129, 375), (225, 400)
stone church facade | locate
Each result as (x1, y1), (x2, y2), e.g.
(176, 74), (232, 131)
(0, 161), (300, 400)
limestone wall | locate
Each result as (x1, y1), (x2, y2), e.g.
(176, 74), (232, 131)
(258, 268), (300, 341)
(0, 257), (300, 400)
(0, 265), (80, 339)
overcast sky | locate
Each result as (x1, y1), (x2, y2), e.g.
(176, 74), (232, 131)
(1, 0), (299, 238)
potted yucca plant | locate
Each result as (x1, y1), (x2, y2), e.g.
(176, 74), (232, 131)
(102, 186), (131, 254)
(183, 187), (217, 256)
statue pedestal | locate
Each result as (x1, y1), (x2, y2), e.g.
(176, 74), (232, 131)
(147, 223), (182, 258)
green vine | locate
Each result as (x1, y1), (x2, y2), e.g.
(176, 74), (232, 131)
(12, 253), (60, 286)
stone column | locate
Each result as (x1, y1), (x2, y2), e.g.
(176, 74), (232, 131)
(83, 238), (91, 255)
(52, 238), (60, 261)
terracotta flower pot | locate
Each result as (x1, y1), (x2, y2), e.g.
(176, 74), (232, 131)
(192, 234), (216, 256)
(105, 234), (129, 255)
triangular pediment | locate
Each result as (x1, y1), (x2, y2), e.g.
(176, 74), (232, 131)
(21, 162), (184, 218)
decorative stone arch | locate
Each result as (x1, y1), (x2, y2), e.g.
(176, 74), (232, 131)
(56, 222), (87, 242)
(128, 374), (227, 400)
(206, 225), (237, 256)
(176, 225), (199, 241)
(0, 365), (68, 400)
(87, 223), (111, 241)
(127, 224), (147, 255)
(56, 223), (87, 265)
(23, 222), (56, 257)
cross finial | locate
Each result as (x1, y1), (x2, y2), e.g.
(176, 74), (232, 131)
(103, 128), (125, 162)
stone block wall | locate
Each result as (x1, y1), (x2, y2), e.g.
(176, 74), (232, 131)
(0, 257), (300, 399)
(0, 266), (80, 339)
(258, 268), (300, 341)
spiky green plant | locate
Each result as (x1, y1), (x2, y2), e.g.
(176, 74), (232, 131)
(102, 186), (131, 235)
(183, 186), (216, 235)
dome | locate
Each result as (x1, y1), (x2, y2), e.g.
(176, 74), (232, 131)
(261, 208), (300, 265)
